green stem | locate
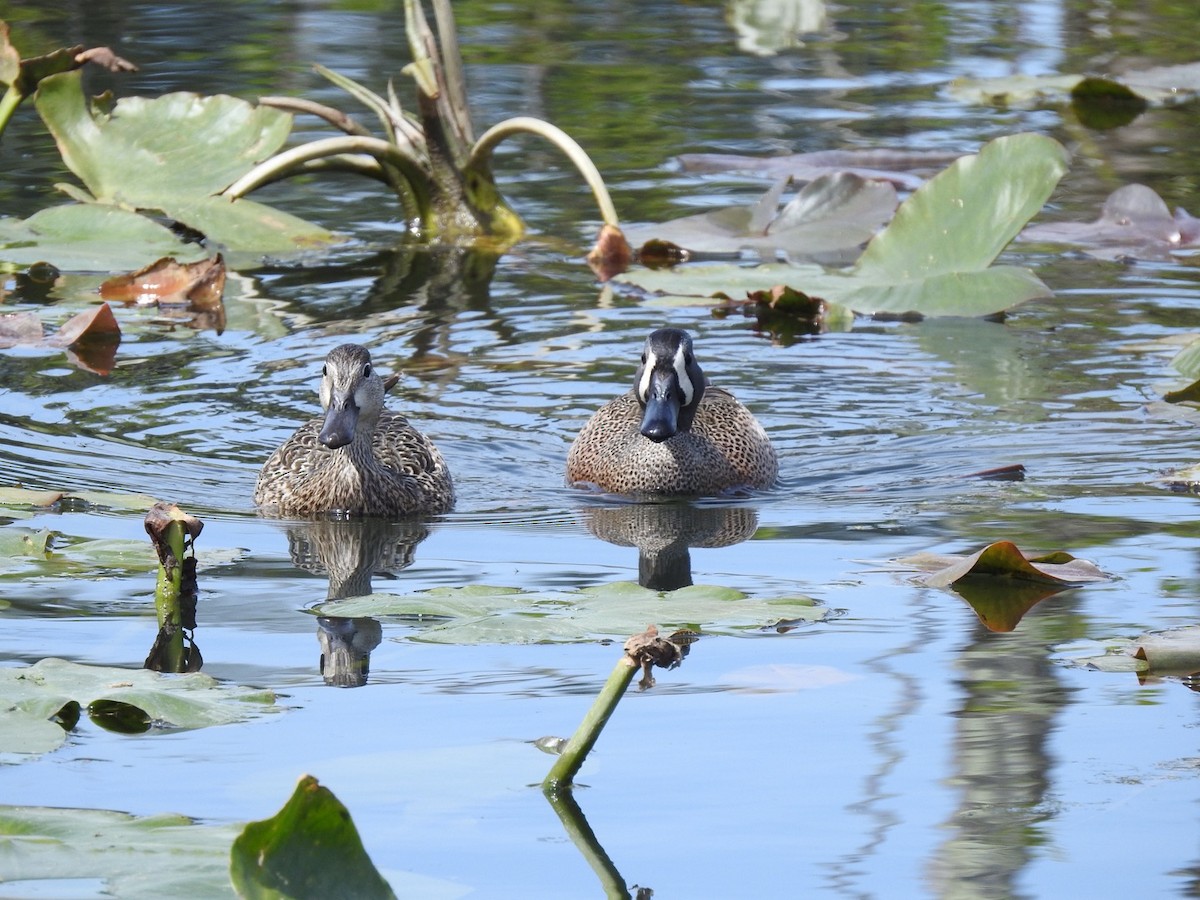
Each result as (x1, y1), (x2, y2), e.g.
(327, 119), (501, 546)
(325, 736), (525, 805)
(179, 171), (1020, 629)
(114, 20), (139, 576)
(543, 656), (637, 795)
(0, 83), (27, 143)
(222, 136), (430, 226)
(468, 116), (621, 228)
(152, 518), (187, 673)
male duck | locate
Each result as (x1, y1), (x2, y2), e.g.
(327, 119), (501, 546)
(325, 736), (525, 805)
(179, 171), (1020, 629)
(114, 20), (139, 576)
(254, 343), (454, 517)
(566, 328), (778, 495)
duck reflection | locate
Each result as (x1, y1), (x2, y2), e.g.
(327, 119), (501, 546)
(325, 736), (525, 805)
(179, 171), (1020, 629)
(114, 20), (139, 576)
(580, 501), (759, 591)
(285, 517), (430, 687)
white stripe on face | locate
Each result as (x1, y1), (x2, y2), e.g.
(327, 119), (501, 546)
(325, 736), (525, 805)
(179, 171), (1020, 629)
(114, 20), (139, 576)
(673, 343), (694, 406)
(638, 348), (658, 402)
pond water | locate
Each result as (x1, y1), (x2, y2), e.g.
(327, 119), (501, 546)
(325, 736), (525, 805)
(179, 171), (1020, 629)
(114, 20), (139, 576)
(4, 1), (1200, 897)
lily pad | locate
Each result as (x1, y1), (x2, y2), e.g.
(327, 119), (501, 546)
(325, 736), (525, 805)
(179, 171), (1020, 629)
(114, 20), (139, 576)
(1062, 625), (1200, 678)
(312, 582), (825, 644)
(0, 658), (278, 755)
(30, 70), (342, 262)
(898, 541), (1109, 588)
(624, 172), (897, 261)
(676, 147), (963, 190)
(0, 805), (240, 899)
(948, 61), (1200, 112)
(231, 775), (396, 900)
(617, 133), (1069, 318)
(1020, 183), (1200, 261)
(0, 203), (206, 271)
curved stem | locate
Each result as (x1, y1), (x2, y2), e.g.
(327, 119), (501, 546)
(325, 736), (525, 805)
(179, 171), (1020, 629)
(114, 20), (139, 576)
(468, 116), (620, 228)
(0, 84), (26, 143)
(223, 136), (430, 225)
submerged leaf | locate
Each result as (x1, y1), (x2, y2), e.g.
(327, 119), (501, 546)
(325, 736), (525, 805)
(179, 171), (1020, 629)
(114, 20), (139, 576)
(231, 775), (396, 900)
(676, 147), (962, 190)
(948, 61), (1200, 111)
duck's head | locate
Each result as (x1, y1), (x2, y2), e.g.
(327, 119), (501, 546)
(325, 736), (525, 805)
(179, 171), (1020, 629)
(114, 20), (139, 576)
(318, 344), (398, 449)
(634, 328), (706, 443)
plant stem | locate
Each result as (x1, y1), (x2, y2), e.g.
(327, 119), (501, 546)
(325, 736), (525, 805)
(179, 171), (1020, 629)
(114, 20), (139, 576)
(0, 84), (26, 143)
(223, 136), (430, 226)
(152, 516), (187, 673)
(543, 656), (637, 795)
(469, 116), (622, 228)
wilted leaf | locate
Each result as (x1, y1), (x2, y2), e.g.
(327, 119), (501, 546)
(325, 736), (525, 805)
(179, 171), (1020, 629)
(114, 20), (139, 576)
(100, 255), (226, 308)
(898, 541), (1109, 588)
(231, 775), (396, 900)
(47, 301), (120, 346)
(1062, 626), (1200, 678)
(1020, 183), (1200, 261)
(0, 658), (278, 755)
(617, 133), (1069, 318)
(313, 582), (825, 644)
(623, 172), (897, 261)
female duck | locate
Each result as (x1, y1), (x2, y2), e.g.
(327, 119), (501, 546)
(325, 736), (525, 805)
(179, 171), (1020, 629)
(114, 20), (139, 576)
(566, 328), (778, 496)
(254, 343), (454, 517)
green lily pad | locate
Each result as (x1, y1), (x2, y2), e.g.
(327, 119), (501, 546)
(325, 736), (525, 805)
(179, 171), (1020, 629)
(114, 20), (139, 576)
(37, 70), (291, 205)
(947, 61), (1200, 111)
(0, 805), (240, 899)
(617, 133), (1069, 318)
(30, 70), (342, 262)
(0, 658), (278, 756)
(0, 203), (206, 271)
(313, 582), (825, 644)
(231, 775), (396, 900)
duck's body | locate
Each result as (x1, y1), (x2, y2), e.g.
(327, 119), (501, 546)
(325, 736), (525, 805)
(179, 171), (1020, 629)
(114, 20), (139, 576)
(566, 328), (777, 496)
(254, 344), (453, 518)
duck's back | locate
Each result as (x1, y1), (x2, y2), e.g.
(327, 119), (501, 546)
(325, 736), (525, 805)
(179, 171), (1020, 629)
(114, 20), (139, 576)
(566, 387), (777, 496)
(255, 411), (453, 517)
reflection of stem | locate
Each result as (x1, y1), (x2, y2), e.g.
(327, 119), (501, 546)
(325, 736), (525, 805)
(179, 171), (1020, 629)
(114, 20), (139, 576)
(222, 136), (428, 225)
(543, 656), (637, 793)
(545, 789), (631, 900)
(0, 84), (26, 142)
(469, 116), (621, 228)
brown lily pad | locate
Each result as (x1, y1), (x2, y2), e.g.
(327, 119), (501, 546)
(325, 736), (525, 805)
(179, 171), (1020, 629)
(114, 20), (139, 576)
(899, 540), (1109, 588)
(100, 255), (226, 309)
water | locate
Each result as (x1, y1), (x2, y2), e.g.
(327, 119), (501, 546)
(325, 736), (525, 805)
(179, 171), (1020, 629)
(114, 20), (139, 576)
(3, 1), (1200, 897)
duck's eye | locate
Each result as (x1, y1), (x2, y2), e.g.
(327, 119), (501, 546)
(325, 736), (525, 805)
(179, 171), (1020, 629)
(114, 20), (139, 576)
(363, 363), (372, 377)
(684, 353), (694, 366)
(640, 353), (647, 364)
(322, 364), (328, 377)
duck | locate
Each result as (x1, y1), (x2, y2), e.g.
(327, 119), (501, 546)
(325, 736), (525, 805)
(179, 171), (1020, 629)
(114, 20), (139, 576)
(566, 328), (778, 496)
(254, 343), (454, 517)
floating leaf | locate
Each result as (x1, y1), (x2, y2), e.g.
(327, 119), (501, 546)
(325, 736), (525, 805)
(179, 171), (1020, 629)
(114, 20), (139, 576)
(0, 658), (278, 755)
(617, 133), (1069, 318)
(898, 541), (1109, 588)
(676, 147), (963, 190)
(0, 203), (205, 271)
(100, 255), (226, 307)
(313, 581), (825, 644)
(624, 172), (897, 261)
(32, 70), (342, 260)
(230, 775), (396, 900)
(947, 61), (1200, 111)
(1020, 183), (1200, 261)
(0, 805), (239, 899)
(1062, 626), (1200, 678)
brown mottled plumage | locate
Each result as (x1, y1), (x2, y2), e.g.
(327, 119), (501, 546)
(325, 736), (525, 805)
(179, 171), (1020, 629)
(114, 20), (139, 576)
(254, 344), (453, 518)
(566, 328), (778, 496)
